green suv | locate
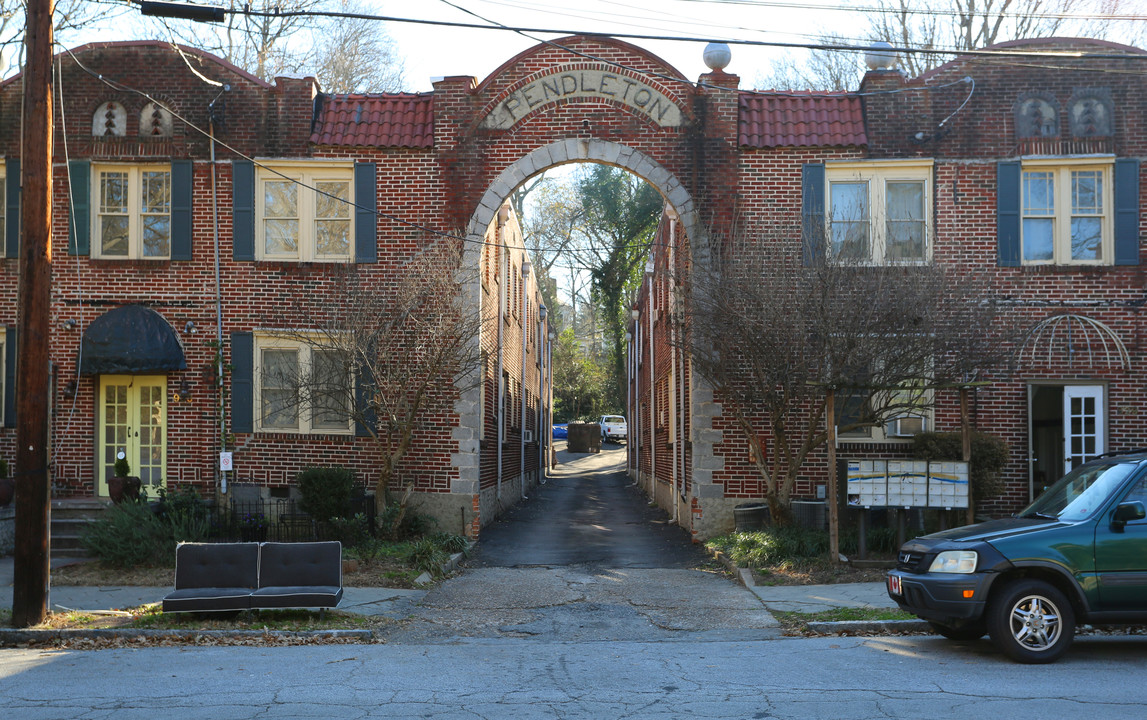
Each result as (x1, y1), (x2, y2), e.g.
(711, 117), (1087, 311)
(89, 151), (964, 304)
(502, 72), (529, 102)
(887, 450), (1147, 663)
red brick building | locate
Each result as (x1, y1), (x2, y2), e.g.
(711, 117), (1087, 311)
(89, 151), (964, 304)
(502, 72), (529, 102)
(3, 36), (1145, 542)
(631, 38), (1147, 538)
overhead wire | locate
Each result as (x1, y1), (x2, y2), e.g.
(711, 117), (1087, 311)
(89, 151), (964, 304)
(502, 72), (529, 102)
(222, 2), (1147, 62)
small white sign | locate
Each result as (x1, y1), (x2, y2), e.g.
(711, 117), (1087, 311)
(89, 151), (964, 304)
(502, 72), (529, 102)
(219, 451), (233, 472)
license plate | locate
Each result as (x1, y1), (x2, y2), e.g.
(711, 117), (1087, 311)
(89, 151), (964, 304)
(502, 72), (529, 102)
(888, 574), (902, 596)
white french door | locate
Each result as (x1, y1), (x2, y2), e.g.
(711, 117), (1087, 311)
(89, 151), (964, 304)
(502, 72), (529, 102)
(98, 375), (167, 498)
(1063, 385), (1104, 473)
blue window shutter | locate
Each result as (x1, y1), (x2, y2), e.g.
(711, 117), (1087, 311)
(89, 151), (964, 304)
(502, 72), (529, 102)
(170, 160), (193, 260)
(231, 332), (254, 434)
(997, 161), (1021, 267)
(354, 162), (377, 263)
(1114, 158), (1140, 266)
(5, 159), (19, 259)
(232, 160), (255, 261)
(355, 363), (377, 437)
(68, 160), (91, 256)
(3, 327), (15, 428)
(802, 163), (825, 265)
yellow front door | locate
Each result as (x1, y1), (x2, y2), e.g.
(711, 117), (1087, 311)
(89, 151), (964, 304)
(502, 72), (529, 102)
(97, 375), (167, 499)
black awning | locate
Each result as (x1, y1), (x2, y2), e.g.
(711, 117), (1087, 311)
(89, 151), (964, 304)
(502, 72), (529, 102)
(79, 305), (187, 376)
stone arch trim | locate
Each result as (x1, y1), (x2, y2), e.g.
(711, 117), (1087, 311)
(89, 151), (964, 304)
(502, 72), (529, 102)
(466, 138), (700, 246)
(451, 139), (720, 500)
(475, 64), (690, 131)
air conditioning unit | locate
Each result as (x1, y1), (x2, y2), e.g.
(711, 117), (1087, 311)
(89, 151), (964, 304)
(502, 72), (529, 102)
(890, 415), (927, 437)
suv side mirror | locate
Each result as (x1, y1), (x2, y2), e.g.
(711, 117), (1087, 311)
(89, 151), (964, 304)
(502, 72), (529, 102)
(1111, 501), (1146, 530)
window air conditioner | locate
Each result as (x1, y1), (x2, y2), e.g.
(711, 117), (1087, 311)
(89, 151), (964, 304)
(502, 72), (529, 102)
(891, 415), (927, 437)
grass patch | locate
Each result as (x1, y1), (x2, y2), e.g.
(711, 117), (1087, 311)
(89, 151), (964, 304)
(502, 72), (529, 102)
(18, 603), (389, 632)
(774, 607), (917, 634)
(707, 526), (897, 585)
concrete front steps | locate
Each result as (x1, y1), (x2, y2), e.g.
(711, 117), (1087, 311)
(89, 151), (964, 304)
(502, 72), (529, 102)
(49, 498), (108, 559)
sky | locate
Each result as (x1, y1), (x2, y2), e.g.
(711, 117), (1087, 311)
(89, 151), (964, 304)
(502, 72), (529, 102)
(364, 0), (852, 92)
(73, 1), (1147, 93)
(100, 0), (878, 92)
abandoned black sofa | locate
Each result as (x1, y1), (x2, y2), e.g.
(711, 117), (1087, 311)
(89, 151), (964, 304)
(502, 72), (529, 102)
(161, 541), (343, 613)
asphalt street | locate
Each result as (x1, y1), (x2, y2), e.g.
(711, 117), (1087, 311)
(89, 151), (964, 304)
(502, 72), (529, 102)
(3, 635), (1147, 718)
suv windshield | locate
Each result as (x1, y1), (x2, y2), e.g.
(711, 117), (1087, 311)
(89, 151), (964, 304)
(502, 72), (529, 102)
(1021, 460), (1140, 522)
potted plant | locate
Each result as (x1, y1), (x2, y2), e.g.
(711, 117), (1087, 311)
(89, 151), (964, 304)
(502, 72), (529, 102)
(0, 458), (12, 507)
(108, 456), (142, 504)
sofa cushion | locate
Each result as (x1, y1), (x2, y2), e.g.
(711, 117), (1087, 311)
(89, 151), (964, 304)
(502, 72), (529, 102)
(174, 542), (259, 590)
(162, 587), (253, 612)
(258, 541), (342, 588)
(250, 585), (344, 609)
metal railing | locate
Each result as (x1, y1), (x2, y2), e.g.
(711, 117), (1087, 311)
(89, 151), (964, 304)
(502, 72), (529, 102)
(208, 495), (376, 544)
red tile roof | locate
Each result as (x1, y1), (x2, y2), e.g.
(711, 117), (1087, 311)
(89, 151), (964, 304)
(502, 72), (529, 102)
(311, 93), (433, 148)
(739, 92), (866, 148)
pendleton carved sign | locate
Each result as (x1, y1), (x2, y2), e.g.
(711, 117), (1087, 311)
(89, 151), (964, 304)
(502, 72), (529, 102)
(481, 67), (684, 130)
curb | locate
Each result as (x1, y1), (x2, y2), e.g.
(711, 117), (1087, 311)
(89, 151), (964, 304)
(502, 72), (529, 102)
(709, 549), (757, 588)
(0, 628), (375, 646)
(806, 619), (930, 635)
(413, 548), (470, 587)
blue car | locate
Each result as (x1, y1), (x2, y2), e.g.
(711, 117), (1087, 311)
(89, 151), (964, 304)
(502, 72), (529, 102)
(552, 423), (568, 439)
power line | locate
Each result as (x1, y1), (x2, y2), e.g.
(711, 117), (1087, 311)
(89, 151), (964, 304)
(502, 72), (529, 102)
(199, 3), (1147, 62)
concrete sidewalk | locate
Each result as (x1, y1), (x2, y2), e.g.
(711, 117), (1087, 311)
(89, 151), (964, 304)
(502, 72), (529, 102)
(749, 581), (897, 613)
(0, 556), (425, 618)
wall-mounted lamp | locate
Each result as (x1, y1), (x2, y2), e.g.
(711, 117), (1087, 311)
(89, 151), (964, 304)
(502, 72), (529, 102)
(539, 305), (547, 321)
(173, 378), (191, 403)
(184, 321), (196, 334)
(63, 378), (78, 398)
(61, 318), (77, 330)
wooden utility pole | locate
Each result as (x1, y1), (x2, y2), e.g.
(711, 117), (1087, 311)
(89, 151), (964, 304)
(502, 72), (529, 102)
(12, 0), (54, 627)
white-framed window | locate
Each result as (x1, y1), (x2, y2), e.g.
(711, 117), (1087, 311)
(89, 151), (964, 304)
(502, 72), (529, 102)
(836, 362), (932, 442)
(255, 335), (352, 434)
(1021, 157), (1113, 265)
(827, 160), (932, 263)
(0, 328), (6, 426)
(92, 164), (172, 259)
(0, 161), (6, 258)
(256, 163), (354, 262)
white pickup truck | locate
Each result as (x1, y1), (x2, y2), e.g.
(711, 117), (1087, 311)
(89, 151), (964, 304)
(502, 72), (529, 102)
(599, 415), (628, 443)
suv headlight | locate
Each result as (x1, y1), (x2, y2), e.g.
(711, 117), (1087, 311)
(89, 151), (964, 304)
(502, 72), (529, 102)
(928, 550), (978, 574)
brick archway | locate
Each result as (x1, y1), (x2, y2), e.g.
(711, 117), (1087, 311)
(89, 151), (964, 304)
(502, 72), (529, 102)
(452, 138), (714, 499)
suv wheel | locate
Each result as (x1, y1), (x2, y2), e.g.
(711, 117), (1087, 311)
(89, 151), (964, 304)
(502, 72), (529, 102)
(928, 620), (986, 641)
(986, 579), (1075, 663)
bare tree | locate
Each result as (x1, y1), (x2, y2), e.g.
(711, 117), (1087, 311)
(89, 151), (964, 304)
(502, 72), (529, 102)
(0, 0), (127, 76)
(870, 0), (1135, 77)
(756, 33), (863, 92)
(267, 240), (482, 516)
(311, 0), (405, 93)
(683, 216), (1007, 525)
(141, 0), (323, 81)
(761, 0), (1141, 90)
